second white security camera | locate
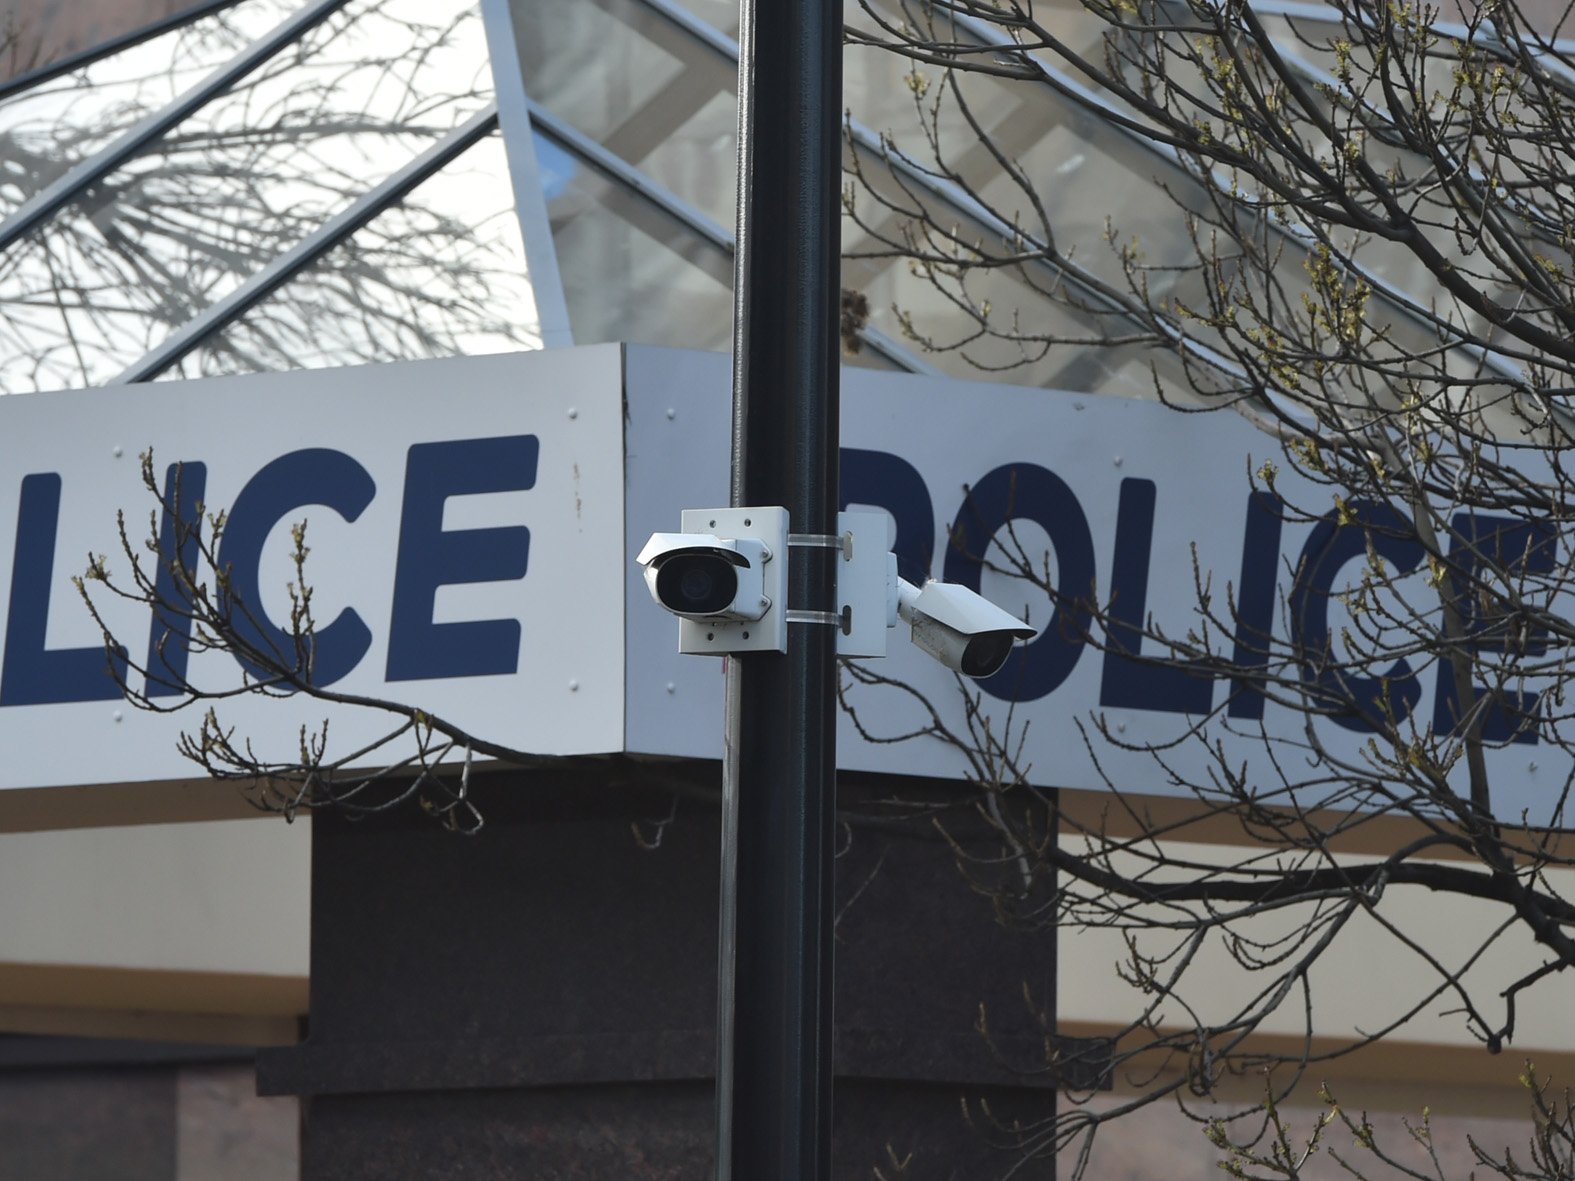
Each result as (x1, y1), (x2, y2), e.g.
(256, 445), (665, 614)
(896, 577), (1037, 678)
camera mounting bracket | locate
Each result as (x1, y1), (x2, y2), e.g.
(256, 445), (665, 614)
(676, 506), (789, 655)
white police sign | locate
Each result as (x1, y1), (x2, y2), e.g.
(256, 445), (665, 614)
(0, 344), (1557, 819)
(0, 346), (626, 790)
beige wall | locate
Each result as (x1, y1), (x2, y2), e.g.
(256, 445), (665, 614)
(1059, 838), (1575, 1056)
(1054, 785), (1575, 1137)
(0, 815), (308, 1045)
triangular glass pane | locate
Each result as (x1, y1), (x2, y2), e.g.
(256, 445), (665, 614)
(160, 131), (539, 377)
(534, 128), (732, 351)
(512, 0), (738, 230)
(0, 0), (303, 219)
(0, 0), (491, 394)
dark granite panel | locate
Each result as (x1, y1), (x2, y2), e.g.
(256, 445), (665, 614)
(302, 1080), (1057, 1180)
(280, 764), (1100, 1180)
(293, 768), (1074, 1077)
(0, 1067), (175, 1181)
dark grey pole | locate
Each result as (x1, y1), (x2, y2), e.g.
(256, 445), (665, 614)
(717, 0), (841, 1174)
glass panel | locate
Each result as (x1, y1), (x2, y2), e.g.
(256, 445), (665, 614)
(841, 0), (1210, 398)
(512, 0), (738, 229)
(162, 131), (538, 378)
(0, 0), (492, 394)
(1255, 11), (1534, 336)
(843, 0), (1462, 404)
(843, 137), (1192, 401)
(0, 0), (300, 219)
(534, 129), (733, 351)
(848, 0), (1209, 307)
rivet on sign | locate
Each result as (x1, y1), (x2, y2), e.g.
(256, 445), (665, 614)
(1073, 402), (1085, 411)
(666, 408), (677, 420)
(1530, 761), (1540, 773)
(568, 679), (580, 692)
(1113, 456), (1124, 467)
(666, 683), (676, 694)
(566, 407), (578, 419)
(1116, 721), (1127, 733)
(112, 710), (123, 723)
(112, 446), (123, 458)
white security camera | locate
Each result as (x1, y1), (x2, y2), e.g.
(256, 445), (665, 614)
(636, 507), (789, 654)
(637, 533), (772, 621)
(896, 577), (1037, 678)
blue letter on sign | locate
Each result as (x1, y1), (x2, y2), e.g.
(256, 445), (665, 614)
(839, 447), (934, 585)
(145, 461), (208, 698)
(1099, 478), (1214, 715)
(945, 463), (1094, 703)
(216, 449), (375, 688)
(386, 435), (538, 681)
(1289, 500), (1423, 732)
(1226, 491), (1284, 720)
(1432, 512), (1552, 745)
(1, 473), (128, 705)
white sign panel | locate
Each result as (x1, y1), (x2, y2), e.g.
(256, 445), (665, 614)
(622, 346), (1559, 820)
(1, 344), (1556, 820)
(0, 347), (627, 790)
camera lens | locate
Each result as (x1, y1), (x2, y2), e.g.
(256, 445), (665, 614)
(657, 556), (737, 615)
(961, 633), (1014, 678)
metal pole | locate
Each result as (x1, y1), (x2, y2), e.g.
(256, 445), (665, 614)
(717, 0), (841, 1174)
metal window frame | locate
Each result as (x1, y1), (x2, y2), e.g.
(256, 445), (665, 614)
(935, 5), (1544, 393)
(507, 1), (934, 374)
(0, 0), (352, 255)
(525, 91), (936, 374)
(1249, 0), (1575, 53)
(80, 0), (939, 383)
(479, 0), (574, 349)
(635, 0), (1245, 387)
(637, 0), (1568, 421)
(112, 103), (501, 384)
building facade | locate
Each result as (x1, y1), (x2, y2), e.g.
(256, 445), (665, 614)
(0, 0), (1570, 1178)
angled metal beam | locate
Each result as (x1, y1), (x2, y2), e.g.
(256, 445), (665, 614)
(527, 100), (733, 248)
(0, 0), (351, 255)
(609, 0), (1557, 429)
(635, 0), (738, 58)
(628, 0), (1228, 377)
(111, 104), (500, 384)
(478, 0), (574, 348)
(858, 324), (944, 375)
(525, 98), (933, 374)
(1251, 0), (1575, 51)
(939, 7), (1544, 387)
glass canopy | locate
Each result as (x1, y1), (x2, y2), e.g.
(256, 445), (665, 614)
(0, 0), (1472, 397)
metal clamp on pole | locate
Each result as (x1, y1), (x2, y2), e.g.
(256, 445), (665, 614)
(784, 609), (844, 627)
(788, 531), (853, 560)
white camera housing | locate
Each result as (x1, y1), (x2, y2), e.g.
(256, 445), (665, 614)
(636, 507), (789, 654)
(636, 508), (1034, 672)
(897, 578), (1037, 678)
(637, 534), (770, 621)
